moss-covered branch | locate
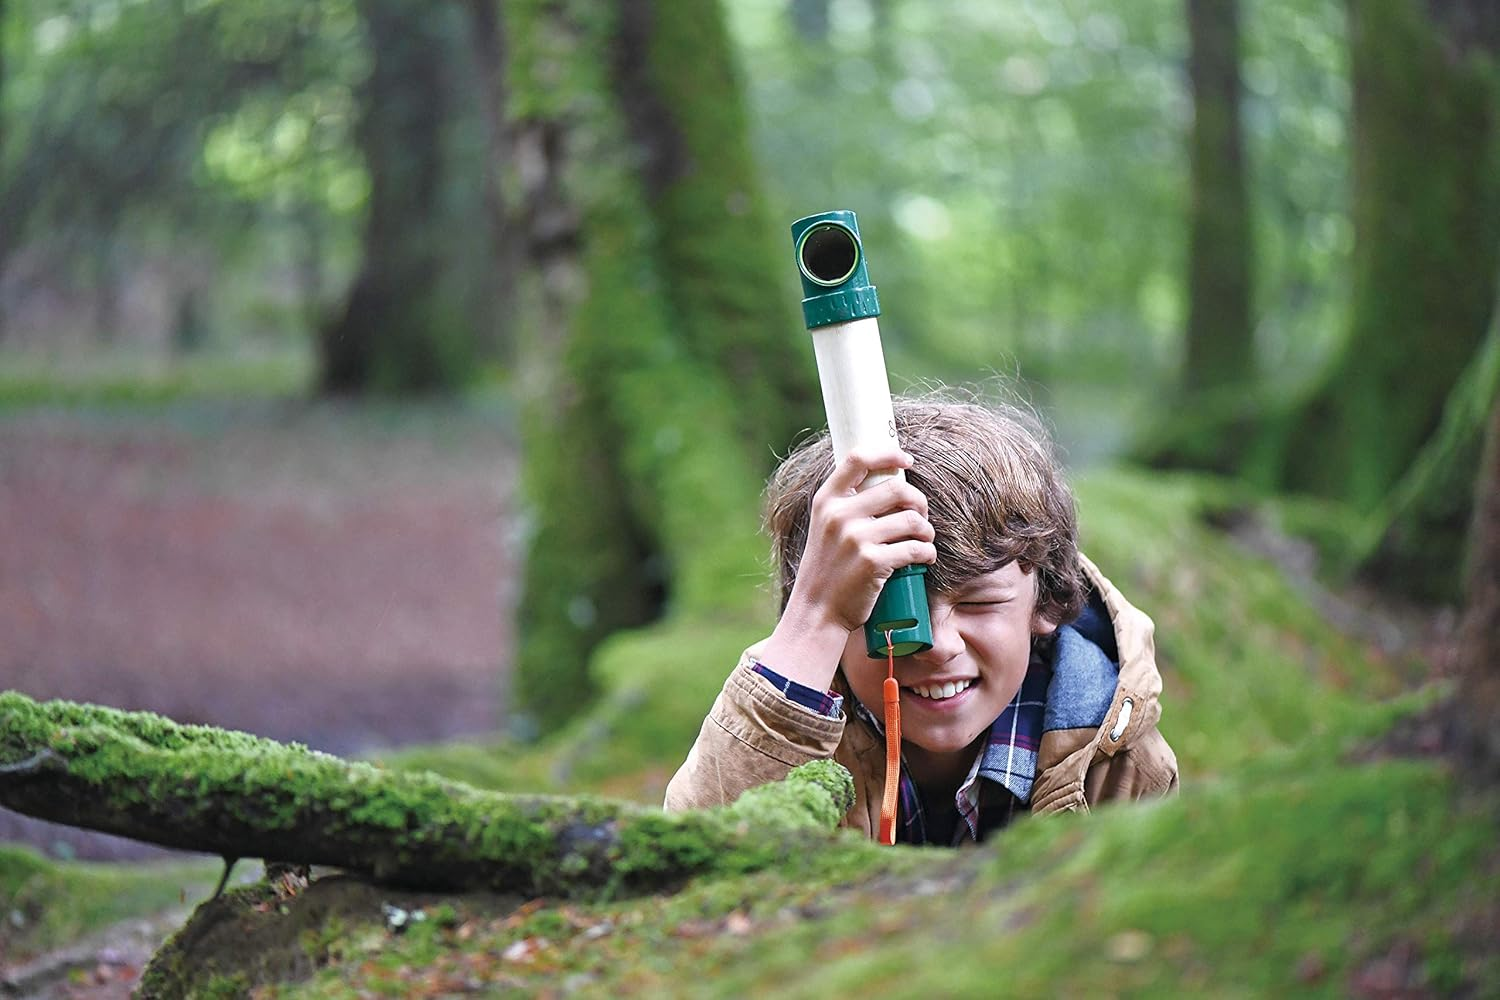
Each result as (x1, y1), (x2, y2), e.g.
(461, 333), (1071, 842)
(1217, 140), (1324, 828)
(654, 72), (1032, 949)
(0, 692), (854, 897)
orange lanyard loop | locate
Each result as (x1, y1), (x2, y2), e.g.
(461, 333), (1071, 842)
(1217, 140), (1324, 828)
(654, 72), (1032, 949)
(878, 630), (901, 845)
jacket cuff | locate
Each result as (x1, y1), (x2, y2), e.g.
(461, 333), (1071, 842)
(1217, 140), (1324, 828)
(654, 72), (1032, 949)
(711, 651), (846, 766)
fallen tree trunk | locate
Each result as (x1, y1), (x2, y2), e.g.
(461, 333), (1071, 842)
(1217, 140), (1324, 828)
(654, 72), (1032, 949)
(0, 692), (855, 897)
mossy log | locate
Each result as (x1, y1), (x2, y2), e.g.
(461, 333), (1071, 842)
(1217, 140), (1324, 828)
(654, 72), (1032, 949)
(0, 692), (855, 897)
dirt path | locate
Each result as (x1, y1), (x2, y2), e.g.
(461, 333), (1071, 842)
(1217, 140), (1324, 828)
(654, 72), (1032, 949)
(0, 400), (520, 860)
(2, 905), (192, 999)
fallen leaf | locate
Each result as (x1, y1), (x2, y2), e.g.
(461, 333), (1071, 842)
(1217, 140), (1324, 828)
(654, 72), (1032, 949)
(502, 937), (549, 963)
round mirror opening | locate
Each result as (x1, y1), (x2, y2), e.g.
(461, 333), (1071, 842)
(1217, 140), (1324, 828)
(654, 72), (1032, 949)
(798, 224), (860, 286)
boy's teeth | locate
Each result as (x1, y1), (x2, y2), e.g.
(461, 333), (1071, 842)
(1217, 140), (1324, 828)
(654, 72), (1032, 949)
(911, 679), (972, 700)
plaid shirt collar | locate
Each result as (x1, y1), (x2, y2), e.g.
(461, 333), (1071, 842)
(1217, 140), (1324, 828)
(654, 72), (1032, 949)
(853, 643), (1053, 847)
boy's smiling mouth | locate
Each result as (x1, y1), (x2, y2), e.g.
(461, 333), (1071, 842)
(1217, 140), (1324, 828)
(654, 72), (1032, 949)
(907, 678), (974, 701)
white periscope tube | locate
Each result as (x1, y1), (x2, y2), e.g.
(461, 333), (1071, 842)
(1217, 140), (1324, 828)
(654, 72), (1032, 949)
(792, 210), (931, 657)
(810, 317), (903, 490)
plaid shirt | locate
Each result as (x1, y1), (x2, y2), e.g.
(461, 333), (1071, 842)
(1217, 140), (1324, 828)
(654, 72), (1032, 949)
(751, 646), (1051, 846)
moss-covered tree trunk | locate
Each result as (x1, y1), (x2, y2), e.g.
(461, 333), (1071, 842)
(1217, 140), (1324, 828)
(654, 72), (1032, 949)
(1362, 313), (1499, 600)
(318, 0), (479, 394)
(1454, 388), (1500, 781)
(1183, 0), (1253, 398)
(0, 693), (856, 896)
(1269, 0), (1500, 511)
(507, 0), (819, 732)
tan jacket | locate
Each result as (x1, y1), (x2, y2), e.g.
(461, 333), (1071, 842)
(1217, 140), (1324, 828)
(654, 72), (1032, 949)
(664, 555), (1178, 837)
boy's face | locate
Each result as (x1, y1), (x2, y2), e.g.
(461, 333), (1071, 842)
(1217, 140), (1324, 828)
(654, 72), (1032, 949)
(840, 561), (1055, 770)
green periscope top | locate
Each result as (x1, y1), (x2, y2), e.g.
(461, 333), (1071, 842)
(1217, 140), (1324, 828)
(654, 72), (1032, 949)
(791, 210), (882, 329)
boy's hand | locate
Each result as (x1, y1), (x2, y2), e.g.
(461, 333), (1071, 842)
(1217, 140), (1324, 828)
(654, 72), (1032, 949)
(797, 447), (937, 631)
(755, 448), (936, 690)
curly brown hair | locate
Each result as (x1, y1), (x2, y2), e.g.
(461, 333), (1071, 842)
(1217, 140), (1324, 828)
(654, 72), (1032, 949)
(764, 393), (1086, 627)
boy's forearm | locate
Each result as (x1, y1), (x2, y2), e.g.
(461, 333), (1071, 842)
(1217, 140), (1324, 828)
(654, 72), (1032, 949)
(752, 602), (852, 691)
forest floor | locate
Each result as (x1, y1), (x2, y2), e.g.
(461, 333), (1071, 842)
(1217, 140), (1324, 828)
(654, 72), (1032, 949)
(3, 396), (1492, 999)
(0, 399), (520, 863)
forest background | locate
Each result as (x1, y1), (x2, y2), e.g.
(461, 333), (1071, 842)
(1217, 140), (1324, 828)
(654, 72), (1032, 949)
(1, 0), (1498, 996)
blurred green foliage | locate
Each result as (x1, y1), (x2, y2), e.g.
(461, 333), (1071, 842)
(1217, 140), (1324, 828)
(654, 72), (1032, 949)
(1, 0), (1354, 444)
(729, 0), (1349, 415)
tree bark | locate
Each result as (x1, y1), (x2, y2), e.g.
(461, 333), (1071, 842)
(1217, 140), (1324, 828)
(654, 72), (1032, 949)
(318, 0), (477, 394)
(507, 0), (818, 732)
(0, 693), (855, 896)
(1271, 0), (1500, 511)
(1453, 388), (1500, 781)
(1183, 0), (1253, 397)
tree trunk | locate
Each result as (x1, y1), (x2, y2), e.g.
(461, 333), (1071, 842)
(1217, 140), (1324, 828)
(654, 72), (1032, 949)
(1453, 388), (1500, 781)
(507, 0), (818, 732)
(1363, 314), (1499, 601)
(0, 692), (854, 895)
(1272, 0), (1500, 511)
(1139, 0), (1256, 472)
(1183, 0), (1253, 397)
(318, 0), (477, 394)
(465, 0), (518, 366)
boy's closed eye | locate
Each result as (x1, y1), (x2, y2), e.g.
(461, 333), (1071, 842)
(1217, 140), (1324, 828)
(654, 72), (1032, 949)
(952, 592), (1016, 609)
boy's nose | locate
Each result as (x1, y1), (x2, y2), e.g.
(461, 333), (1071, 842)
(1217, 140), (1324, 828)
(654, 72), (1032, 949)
(909, 602), (963, 665)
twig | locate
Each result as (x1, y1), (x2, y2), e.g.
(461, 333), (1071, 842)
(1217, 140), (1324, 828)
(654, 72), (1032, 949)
(0, 749), (64, 778)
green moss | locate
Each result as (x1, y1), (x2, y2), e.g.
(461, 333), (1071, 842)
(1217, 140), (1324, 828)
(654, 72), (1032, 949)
(269, 756), (1497, 998)
(136, 877), (494, 999)
(1073, 468), (1403, 777)
(1363, 318), (1500, 601)
(200, 972), (252, 998)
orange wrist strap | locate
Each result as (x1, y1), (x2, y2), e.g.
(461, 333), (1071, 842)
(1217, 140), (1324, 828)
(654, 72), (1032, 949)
(878, 630), (901, 846)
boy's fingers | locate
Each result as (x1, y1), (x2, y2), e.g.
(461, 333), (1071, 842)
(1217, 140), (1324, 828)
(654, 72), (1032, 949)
(823, 447), (912, 497)
(864, 508), (935, 546)
(841, 478), (929, 520)
(860, 538), (936, 573)
(896, 540), (939, 566)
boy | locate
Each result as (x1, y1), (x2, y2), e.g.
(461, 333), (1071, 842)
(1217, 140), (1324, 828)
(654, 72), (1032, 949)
(665, 396), (1178, 845)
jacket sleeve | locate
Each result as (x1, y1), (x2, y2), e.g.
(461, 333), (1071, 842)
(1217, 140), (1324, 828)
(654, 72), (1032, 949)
(663, 651), (847, 812)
